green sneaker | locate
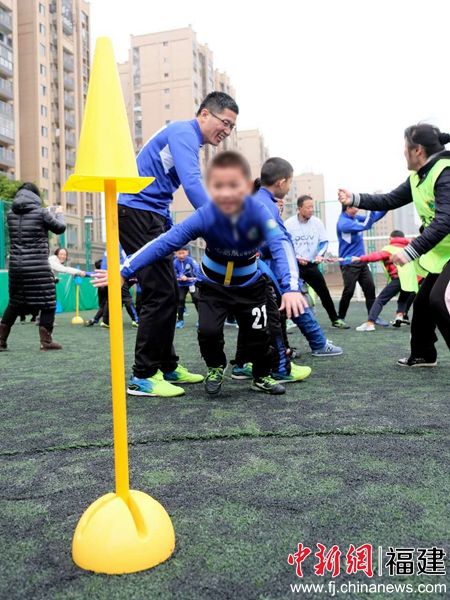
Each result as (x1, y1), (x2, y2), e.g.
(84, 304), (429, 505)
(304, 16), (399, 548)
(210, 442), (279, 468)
(163, 364), (204, 384)
(272, 363), (312, 383)
(252, 376), (285, 395)
(131, 320), (139, 328)
(332, 319), (350, 329)
(231, 363), (253, 380)
(205, 366), (225, 395)
(127, 371), (185, 397)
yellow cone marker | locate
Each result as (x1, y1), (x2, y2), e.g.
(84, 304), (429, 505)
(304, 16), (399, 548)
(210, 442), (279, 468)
(64, 37), (175, 574)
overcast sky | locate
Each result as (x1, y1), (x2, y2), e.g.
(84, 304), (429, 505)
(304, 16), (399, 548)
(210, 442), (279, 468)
(91, 0), (450, 211)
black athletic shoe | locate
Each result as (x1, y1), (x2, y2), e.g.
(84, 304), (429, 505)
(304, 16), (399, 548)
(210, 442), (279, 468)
(400, 315), (410, 325)
(205, 366), (225, 395)
(397, 356), (437, 368)
(391, 318), (402, 328)
(252, 376), (285, 395)
(85, 319), (97, 327)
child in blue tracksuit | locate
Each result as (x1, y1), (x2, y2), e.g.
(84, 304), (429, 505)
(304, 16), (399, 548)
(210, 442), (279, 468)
(117, 151), (309, 396)
(233, 158), (342, 368)
(173, 247), (199, 327)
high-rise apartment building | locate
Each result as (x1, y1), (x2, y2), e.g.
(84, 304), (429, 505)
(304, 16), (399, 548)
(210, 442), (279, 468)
(236, 129), (269, 180)
(0, 1), (20, 178)
(118, 26), (241, 225)
(17, 0), (103, 262)
(285, 172), (326, 222)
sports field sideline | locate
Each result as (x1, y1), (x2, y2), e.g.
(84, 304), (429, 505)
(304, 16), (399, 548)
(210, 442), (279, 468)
(0, 303), (449, 599)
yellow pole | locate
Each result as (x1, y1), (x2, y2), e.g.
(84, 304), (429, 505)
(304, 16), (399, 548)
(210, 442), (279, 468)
(75, 285), (80, 318)
(104, 179), (129, 500)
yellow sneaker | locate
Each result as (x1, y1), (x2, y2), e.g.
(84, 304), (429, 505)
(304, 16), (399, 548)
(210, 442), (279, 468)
(163, 364), (204, 384)
(271, 363), (312, 383)
(127, 371), (185, 397)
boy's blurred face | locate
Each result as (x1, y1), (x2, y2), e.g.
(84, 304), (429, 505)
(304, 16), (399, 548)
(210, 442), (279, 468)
(274, 176), (292, 200)
(175, 249), (188, 261)
(207, 166), (252, 215)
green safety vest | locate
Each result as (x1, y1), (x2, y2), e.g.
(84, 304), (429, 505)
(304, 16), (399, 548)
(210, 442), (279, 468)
(381, 244), (419, 292)
(409, 158), (450, 274)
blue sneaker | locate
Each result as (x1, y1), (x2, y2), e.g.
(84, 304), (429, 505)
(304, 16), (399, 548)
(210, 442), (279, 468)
(176, 320), (185, 329)
(127, 372), (185, 397)
(231, 363), (253, 380)
(311, 340), (343, 357)
(375, 317), (389, 327)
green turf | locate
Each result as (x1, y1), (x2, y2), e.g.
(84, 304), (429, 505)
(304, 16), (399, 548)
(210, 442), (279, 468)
(0, 303), (449, 599)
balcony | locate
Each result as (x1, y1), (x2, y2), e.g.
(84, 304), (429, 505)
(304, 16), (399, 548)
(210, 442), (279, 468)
(63, 74), (74, 90)
(65, 150), (76, 166)
(64, 112), (75, 128)
(0, 77), (13, 100)
(0, 43), (13, 77)
(64, 93), (74, 109)
(0, 114), (14, 144)
(0, 100), (13, 117)
(0, 145), (14, 168)
(62, 16), (73, 36)
(0, 9), (12, 34)
(65, 131), (76, 146)
(63, 53), (74, 72)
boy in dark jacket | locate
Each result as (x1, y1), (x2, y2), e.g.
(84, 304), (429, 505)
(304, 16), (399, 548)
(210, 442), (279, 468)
(350, 230), (419, 331)
(173, 247), (199, 329)
(0, 183), (66, 351)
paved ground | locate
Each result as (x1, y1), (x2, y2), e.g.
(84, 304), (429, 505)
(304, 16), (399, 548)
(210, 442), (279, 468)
(0, 303), (449, 599)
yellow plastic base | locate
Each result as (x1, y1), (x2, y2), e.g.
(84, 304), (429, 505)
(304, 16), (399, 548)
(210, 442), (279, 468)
(72, 490), (175, 574)
(71, 316), (85, 325)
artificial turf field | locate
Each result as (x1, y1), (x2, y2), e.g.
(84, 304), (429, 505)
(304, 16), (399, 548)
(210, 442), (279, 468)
(0, 303), (449, 599)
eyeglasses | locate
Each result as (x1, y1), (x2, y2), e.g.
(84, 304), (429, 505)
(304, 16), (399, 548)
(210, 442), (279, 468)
(210, 111), (235, 132)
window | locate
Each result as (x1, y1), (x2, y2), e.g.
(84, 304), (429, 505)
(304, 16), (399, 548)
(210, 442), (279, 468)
(163, 57), (169, 63)
(162, 41), (168, 46)
(165, 120), (171, 125)
(39, 64), (46, 76)
(39, 23), (46, 35)
(40, 43), (45, 56)
(40, 84), (47, 96)
(165, 104), (170, 109)
(42, 167), (49, 178)
(39, 3), (46, 15)
(164, 88), (170, 94)
(40, 104), (47, 117)
(41, 146), (48, 158)
(164, 72), (169, 78)
(41, 125), (48, 137)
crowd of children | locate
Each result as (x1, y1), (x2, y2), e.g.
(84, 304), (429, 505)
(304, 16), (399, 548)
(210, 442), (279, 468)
(1, 94), (449, 394)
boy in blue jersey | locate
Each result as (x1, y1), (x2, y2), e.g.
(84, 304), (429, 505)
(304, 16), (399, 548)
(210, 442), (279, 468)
(173, 247), (199, 329)
(117, 92), (239, 397)
(233, 158), (342, 383)
(95, 152), (308, 396)
(336, 205), (386, 322)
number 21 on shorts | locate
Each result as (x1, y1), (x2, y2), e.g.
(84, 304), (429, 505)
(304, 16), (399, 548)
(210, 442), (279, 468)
(252, 305), (267, 329)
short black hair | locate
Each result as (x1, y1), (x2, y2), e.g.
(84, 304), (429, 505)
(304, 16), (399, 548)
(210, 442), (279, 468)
(207, 151), (251, 179)
(404, 123), (450, 158)
(196, 92), (239, 117)
(94, 259), (102, 269)
(297, 194), (313, 208)
(260, 157), (293, 187)
(18, 182), (41, 197)
(390, 230), (405, 238)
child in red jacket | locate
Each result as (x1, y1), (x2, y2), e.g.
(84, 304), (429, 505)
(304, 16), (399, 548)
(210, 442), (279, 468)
(351, 230), (419, 331)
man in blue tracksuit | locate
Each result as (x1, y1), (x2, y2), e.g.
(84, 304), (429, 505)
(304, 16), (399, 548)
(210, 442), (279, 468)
(117, 151), (308, 396)
(336, 206), (386, 320)
(173, 247), (199, 328)
(117, 91), (239, 397)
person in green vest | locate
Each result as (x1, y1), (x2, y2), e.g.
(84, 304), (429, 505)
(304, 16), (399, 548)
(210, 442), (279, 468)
(338, 123), (450, 366)
(347, 230), (419, 331)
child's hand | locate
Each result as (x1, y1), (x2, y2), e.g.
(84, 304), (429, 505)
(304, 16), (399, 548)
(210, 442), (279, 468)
(351, 256), (360, 263)
(280, 292), (309, 319)
(92, 269), (109, 288)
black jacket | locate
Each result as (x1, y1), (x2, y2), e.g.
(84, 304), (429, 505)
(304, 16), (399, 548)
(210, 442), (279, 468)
(351, 151), (450, 260)
(7, 189), (66, 309)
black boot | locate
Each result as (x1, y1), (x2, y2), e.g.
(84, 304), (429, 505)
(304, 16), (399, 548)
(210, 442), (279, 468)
(39, 326), (62, 351)
(0, 322), (11, 351)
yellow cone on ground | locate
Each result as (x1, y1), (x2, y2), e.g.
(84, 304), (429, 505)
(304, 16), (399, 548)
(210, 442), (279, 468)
(64, 37), (153, 194)
(64, 37), (175, 575)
